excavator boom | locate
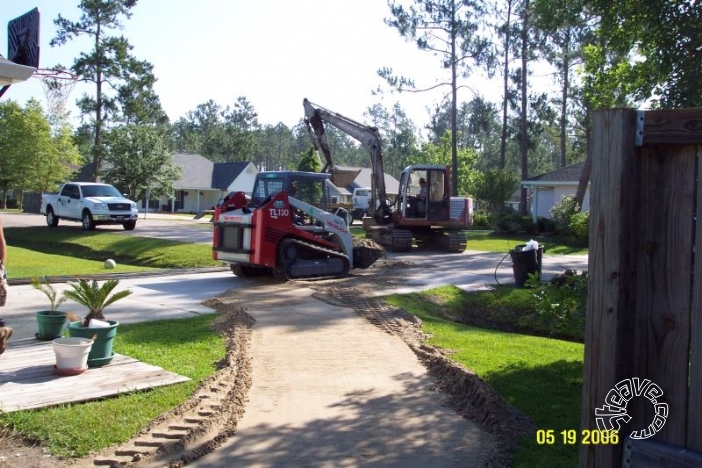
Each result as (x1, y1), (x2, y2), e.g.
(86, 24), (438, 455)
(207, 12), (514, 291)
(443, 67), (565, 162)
(302, 98), (473, 254)
(303, 98), (390, 223)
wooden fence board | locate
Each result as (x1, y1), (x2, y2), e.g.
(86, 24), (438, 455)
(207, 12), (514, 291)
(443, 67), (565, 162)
(689, 152), (702, 452)
(640, 108), (702, 146)
(624, 438), (702, 467)
(632, 146), (695, 445)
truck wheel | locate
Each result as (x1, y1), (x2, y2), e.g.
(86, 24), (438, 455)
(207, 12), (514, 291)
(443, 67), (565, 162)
(82, 211), (96, 231)
(46, 208), (59, 227)
(123, 220), (137, 231)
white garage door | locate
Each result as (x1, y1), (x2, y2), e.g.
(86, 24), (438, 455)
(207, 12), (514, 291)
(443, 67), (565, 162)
(537, 187), (554, 218)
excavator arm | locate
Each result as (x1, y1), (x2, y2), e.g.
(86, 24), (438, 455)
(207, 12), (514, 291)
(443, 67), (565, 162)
(303, 98), (391, 224)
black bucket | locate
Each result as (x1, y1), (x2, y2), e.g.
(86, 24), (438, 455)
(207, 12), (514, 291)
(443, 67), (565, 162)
(509, 244), (544, 287)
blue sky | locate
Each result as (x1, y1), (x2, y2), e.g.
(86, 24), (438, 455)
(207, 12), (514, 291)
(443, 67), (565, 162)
(4, 1), (543, 134)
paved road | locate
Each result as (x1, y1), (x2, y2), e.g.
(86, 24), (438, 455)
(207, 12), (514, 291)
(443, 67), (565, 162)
(2, 211), (215, 244)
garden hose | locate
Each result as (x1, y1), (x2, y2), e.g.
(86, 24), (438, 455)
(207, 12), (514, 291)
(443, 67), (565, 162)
(494, 251), (511, 287)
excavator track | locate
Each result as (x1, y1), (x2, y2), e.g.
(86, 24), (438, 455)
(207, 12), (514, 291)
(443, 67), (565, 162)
(367, 227), (413, 252)
(414, 229), (468, 253)
(275, 238), (350, 280)
(446, 230), (468, 253)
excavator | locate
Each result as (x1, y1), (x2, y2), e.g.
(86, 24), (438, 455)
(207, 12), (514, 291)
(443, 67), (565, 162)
(212, 170), (384, 280)
(303, 98), (473, 252)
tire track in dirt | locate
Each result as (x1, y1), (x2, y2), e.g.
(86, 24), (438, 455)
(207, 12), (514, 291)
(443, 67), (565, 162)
(309, 281), (537, 468)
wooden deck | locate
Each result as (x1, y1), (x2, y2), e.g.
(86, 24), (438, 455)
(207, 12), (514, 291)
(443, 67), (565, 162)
(0, 338), (190, 413)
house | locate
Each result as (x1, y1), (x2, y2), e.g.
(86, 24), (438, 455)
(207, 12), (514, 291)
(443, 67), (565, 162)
(163, 154), (258, 213)
(522, 162), (590, 223)
(326, 165), (400, 205)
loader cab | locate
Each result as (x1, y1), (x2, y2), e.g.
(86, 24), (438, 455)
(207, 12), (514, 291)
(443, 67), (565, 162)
(250, 171), (331, 210)
(398, 165), (451, 221)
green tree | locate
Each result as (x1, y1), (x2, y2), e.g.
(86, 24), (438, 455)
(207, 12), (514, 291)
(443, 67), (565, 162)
(101, 124), (181, 201)
(585, 0), (701, 108)
(297, 146), (321, 173)
(381, 0), (494, 196)
(386, 102), (418, 177)
(492, 0), (520, 169)
(0, 101), (28, 201)
(252, 122), (296, 171)
(116, 58), (168, 125)
(410, 131), (478, 197)
(222, 96), (260, 162)
(470, 168), (520, 222)
(0, 100), (80, 206)
(365, 101), (418, 177)
(172, 100), (225, 160)
(426, 97), (503, 170)
(51, 0), (153, 180)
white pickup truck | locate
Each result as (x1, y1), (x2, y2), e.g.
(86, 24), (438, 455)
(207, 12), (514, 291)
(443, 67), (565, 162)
(41, 182), (139, 231)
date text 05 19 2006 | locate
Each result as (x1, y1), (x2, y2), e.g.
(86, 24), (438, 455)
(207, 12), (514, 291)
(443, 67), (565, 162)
(536, 429), (619, 445)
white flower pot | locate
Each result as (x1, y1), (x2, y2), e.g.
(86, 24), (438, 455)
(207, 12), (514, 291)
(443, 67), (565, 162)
(52, 337), (93, 376)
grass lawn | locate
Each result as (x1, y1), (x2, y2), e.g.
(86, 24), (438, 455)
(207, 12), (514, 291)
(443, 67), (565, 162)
(4, 227), (220, 279)
(384, 286), (585, 467)
(467, 230), (588, 255)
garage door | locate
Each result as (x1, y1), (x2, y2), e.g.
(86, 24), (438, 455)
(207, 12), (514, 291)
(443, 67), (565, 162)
(537, 187), (554, 218)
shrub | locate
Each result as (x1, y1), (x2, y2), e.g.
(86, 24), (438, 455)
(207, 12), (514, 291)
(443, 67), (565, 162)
(493, 212), (522, 233)
(521, 270), (588, 341)
(550, 195), (579, 234)
(568, 211), (590, 245)
(471, 211), (490, 229)
(537, 216), (556, 233)
(520, 216), (537, 234)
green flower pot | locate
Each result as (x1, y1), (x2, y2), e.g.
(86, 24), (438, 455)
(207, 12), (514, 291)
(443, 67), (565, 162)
(67, 320), (119, 368)
(35, 311), (68, 341)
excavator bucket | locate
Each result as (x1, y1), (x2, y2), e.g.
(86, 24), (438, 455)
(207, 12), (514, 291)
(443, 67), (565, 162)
(331, 167), (361, 188)
(352, 238), (386, 269)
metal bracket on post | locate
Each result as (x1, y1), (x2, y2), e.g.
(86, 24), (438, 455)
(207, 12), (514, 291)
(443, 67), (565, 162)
(635, 110), (645, 146)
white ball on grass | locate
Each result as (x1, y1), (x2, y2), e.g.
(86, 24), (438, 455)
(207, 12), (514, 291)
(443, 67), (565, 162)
(104, 259), (116, 269)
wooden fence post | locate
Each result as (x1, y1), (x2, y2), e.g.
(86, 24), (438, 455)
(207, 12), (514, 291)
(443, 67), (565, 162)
(580, 109), (639, 467)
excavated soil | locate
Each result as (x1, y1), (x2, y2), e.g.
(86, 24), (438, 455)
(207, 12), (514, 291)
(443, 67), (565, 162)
(0, 258), (535, 467)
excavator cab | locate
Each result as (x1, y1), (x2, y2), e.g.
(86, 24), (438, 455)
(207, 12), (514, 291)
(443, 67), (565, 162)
(397, 165), (451, 222)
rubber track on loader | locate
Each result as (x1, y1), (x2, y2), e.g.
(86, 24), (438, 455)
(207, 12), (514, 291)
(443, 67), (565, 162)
(277, 238), (350, 280)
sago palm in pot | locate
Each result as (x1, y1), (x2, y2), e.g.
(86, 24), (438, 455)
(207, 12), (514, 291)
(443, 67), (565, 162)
(62, 278), (132, 327)
(63, 279), (132, 367)
(32, 276), (69, 341)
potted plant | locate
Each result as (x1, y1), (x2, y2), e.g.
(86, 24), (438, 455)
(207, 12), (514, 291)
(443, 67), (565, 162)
(52, 336), (94, 376)
(63, 278), (133, 368)
(32, 276), (69, 341)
